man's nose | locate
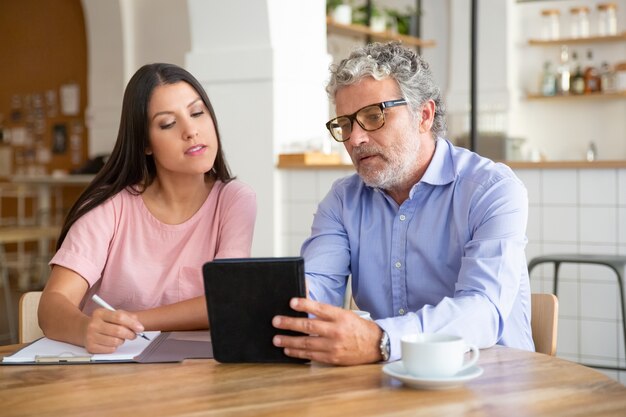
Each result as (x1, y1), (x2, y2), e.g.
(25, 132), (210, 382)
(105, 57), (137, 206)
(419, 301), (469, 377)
(346, 121), (369, 147)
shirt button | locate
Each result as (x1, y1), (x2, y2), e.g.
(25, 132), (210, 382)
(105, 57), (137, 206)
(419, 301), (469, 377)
(395, 261), (401, 268)
(399, 309), (406, 315)
(399, 214), (406, 221)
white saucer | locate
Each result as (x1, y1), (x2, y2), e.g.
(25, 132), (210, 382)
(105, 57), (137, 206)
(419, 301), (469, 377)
(382, 362), (483, 390)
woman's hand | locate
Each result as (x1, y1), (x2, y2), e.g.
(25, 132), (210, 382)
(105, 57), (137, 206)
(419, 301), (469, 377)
(82, 308), (146, 353)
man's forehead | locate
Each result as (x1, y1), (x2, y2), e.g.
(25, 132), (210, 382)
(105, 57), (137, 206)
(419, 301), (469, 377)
(335, 78), (399, 113)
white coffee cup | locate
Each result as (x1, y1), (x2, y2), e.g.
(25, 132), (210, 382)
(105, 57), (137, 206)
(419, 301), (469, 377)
(351, 310), (372, 321)
(401, 333), (479, 378)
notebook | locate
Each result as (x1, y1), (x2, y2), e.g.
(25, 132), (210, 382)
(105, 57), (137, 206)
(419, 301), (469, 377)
(203, 257), (308, 363)
(2, 331), (213, 364)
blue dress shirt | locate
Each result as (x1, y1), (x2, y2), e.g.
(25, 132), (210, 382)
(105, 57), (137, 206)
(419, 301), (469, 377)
(302, 139), (534, 361)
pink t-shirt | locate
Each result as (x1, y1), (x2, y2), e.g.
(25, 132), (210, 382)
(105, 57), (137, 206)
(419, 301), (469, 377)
(50, 180), (256, 314)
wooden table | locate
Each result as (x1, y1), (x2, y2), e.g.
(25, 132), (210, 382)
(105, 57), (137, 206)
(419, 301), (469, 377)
(1, 345), (625, 416)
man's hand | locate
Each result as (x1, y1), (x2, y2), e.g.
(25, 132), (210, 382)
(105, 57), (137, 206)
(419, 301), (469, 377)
(272, 297), (383, 365)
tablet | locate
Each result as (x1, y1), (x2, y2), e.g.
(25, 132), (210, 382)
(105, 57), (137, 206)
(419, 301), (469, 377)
(202, 257), (308, 363)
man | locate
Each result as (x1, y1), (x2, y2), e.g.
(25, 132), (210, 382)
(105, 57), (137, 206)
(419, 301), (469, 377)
(272, 42), (534, 365)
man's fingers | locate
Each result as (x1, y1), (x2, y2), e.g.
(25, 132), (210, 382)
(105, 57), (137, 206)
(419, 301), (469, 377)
(272, 314), (333, 337)
(288, 297), (343, 321)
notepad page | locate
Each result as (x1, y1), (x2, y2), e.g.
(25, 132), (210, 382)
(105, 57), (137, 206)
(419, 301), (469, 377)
(2, 331), (161, 363)
(92, 331), (161, 361)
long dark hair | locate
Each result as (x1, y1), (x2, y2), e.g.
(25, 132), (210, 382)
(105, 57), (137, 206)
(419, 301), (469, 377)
(57, 63), (233, 249)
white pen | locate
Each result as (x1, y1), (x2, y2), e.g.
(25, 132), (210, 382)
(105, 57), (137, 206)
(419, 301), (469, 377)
(91, 294), (151, 341)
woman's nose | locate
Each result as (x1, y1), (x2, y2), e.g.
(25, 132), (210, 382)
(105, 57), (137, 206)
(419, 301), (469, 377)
(182, 120), (198, 140)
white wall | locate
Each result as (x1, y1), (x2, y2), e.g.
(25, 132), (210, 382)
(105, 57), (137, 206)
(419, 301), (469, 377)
(82, 0), (190, 156)
(185, 0), (329, 256)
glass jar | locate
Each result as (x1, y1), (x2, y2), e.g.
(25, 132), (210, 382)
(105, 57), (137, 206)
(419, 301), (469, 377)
(570, 6), (590, 38)
(597, 3), (618, 36)
(541, 9), (560, 40)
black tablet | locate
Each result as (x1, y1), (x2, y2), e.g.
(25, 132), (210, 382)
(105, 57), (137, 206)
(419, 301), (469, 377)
(202, 257), (308, 363)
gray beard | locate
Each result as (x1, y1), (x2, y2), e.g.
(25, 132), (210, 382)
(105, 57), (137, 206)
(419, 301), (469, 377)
(356, 137), (421, 191)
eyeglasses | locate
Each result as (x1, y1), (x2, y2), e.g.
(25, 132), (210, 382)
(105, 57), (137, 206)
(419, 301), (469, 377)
(325, 99), (407, 142)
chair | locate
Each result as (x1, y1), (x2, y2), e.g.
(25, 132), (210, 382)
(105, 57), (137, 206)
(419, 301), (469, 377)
(0, 226), (59, 343)
(531, 293), (559, 356)
(528, 254), (626, 370)
(18, 291), (44, 343)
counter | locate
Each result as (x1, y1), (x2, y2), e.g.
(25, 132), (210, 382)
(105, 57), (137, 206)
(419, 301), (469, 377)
(276, 158), (626, 170)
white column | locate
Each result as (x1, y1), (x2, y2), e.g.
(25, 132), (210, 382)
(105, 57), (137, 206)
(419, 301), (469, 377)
(186, 0), (329, 256)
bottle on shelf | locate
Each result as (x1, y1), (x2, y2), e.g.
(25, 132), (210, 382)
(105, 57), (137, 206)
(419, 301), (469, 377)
(570, 6), (590, 38)
(570, 51), (585, 95)
(583, 50), (601, 94)
(599, 61), (616, 93)
(540, 9), (560, 40)
(586, 141), (597, 162)
(597, 3), (618, 36)
(540, 61), (557, 96)
(556, 45), (571, 95)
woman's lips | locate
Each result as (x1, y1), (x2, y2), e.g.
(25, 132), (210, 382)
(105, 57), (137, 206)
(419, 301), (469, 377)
(185, 145), (207, 155)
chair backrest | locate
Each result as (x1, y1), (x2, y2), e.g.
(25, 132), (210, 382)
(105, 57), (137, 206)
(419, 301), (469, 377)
(19, 291), (44, 343)
(531, 293), (559, 356)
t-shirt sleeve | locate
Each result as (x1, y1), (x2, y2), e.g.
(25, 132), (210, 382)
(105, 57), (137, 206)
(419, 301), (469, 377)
(49, 196), (119, 287)
(214, 180), (257, 259)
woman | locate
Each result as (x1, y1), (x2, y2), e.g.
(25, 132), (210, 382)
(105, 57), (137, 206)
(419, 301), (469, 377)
(39, 63), (257, 353)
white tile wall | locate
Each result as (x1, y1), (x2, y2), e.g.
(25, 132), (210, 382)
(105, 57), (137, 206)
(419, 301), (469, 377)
(579, 170), (617, 206)
(279, 167), (626, 384)
(581, 320), (618, 358)
(619, 208), (626, 245)
(516, 167), (626, 383)
(557, 317), (579, 357)
(580, 282), (618, 320)
(618, 170), (626, 206)
(281, 168), (352, 257)
(542, 206), (578, 242)
(542, 170), (577, 205)
(579, 207), (617, 244)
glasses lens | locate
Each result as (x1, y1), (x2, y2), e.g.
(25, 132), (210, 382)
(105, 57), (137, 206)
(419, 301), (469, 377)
(329, 117), (352, 142)
(356, 105), (385, 131)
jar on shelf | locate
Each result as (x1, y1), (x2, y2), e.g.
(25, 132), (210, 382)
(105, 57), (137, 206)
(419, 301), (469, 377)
(541, 9), (560, 40)
(570, 6), (590, 38)
(597, 3), (618, 36)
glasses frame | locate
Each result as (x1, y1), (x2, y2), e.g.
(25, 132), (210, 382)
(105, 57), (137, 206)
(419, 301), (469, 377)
(325, 99), (408, 142)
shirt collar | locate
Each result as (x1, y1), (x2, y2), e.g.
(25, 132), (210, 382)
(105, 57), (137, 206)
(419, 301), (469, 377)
(417, 138), (456, 187)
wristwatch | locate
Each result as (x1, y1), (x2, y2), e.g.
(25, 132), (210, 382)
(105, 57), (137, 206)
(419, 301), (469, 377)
(379, 329), (390, 362)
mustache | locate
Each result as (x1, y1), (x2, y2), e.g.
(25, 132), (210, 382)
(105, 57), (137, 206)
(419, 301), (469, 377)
(351, 145), (385, 160)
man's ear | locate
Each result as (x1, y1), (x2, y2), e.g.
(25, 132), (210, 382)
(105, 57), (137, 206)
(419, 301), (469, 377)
(418, 100), (436, 133)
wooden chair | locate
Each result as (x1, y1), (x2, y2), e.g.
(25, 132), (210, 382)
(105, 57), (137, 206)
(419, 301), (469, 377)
(18, 291), (44, 343)
(531, 293), (559, 356)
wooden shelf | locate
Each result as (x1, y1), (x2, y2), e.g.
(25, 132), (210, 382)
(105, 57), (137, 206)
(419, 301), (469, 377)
(326, 17), (436, 48)
(528, 33), (626, 46)
(277, 152), (343, 167)
(526, 91), (626, 101)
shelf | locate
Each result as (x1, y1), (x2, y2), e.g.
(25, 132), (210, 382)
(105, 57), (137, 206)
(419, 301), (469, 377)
(528, 33), (626, 46)
(526, 91), (626, 101)
(326, 17), (436, 48)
